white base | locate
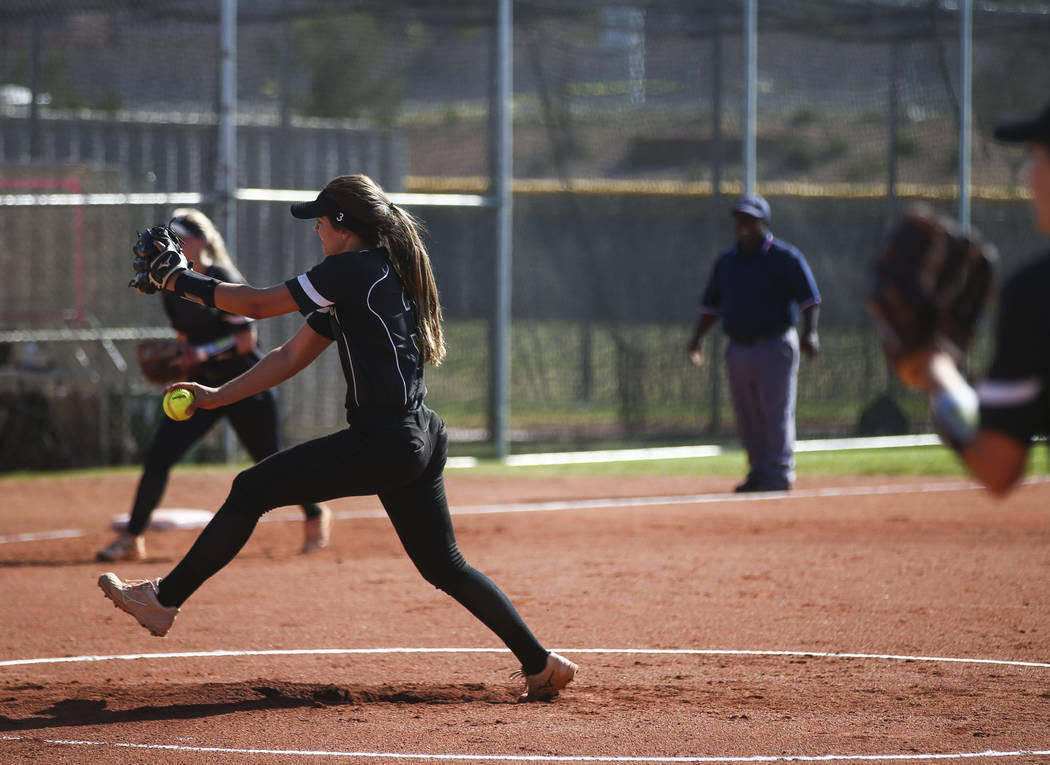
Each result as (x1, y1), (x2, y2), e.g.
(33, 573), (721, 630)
(110, 508), (214, 531)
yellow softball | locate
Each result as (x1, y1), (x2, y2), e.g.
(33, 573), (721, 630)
(163, 388), (195, 421)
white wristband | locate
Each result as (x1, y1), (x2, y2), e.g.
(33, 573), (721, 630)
(929, 382), (979, 453)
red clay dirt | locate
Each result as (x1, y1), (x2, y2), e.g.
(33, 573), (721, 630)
(1, 470), (1048, 763)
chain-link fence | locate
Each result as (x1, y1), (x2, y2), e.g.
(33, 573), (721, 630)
(1, 0), (1046, 469)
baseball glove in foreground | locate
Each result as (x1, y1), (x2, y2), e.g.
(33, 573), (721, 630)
(868, 207), (996, 386)
(130, 224), (191, 294)
(136, 339), (197, 384)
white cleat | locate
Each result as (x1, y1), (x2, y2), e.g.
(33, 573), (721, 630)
(515, 652), (579, 702)
(98, 572), (178, 637)
(96, 533), (146, 562)
(302, 504), (332, 553)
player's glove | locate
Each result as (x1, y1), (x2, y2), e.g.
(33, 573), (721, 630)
(130, 225), (191, 294)
(136, 339), (200, 384)
(867, 206), (997, 386)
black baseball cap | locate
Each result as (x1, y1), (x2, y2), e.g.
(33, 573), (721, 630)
(994, 102), (1050, 146)
(290, 187), (376, 237)
(290, 188), (351, 224)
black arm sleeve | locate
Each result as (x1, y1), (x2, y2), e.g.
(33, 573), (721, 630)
(171, 270), (222, 308)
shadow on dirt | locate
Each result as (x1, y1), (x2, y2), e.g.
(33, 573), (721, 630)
(0, 680), (512, 731)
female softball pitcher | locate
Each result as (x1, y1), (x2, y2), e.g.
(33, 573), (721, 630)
(97, 208), (331, 561)
(98, 174), (577, 701)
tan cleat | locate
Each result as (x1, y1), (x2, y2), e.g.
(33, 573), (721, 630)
(96, 533), (146, 562)
(302, 504), (332, 553)
(515, 652), (578, 702)
(98, 573), (178, 637)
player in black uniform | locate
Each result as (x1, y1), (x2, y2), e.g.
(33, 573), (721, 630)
(96, 208), (331, 562)
(887, 102), (1050, 493)
(98, 175), (578, 701)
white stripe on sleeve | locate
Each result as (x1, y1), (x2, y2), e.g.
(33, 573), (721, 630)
(297, 273), (333, 309)
(977, 377), (1042, 407)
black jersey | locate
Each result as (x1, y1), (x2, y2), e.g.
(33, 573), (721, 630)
(162, 263), (260, 386)
(977, 250), (1050, 444)
(284, 247), (426, 422)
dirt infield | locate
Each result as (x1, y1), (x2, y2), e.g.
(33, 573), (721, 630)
(1, 470), (1049, 763)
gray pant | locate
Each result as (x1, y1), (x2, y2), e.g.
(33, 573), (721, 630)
(724, 328), (799, 488)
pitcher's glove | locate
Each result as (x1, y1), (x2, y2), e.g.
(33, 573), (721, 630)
(867, 207), (996, 386)
(136, 339), (199, 384)
(130, 225), (191, 294)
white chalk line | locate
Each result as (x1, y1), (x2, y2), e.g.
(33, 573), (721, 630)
(1, 736), (1048, 762)
(2, 648), (1047, 762)
(3, 645), (1048, 670)
(291, 477), (1049, 521)
(6, 476), (1049, 545)
(0, 528), (88, 544)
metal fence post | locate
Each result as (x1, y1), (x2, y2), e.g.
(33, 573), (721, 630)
(218, 0), (238, 253)
(959, 0), (972, 230)
(218, 0), (238, 462)
(708, 9), (724, 435)
(743, 0), (757, 196)
(490, 0), (513, 459)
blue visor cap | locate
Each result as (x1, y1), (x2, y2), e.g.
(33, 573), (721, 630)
(731, 193), (771, 223)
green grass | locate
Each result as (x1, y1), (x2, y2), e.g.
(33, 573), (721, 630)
(448, 444), (1050, 480)
(5, 444), (1048, 484)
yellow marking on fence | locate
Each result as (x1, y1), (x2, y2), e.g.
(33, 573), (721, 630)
(406, 175), (1032, 201)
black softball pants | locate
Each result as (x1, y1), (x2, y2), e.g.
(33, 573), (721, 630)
(157, 406), (550, 674)
(125, 389), (324, 537)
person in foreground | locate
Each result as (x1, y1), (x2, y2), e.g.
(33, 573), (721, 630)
(98, 174), (577, 701)
(869, 102), (1050, 495)
(97, 208), (330, 561)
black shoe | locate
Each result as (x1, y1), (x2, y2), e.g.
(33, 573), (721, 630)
(735, 480), (791, 493)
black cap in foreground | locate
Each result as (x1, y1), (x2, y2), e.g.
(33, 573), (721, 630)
(290, 188), (347, 222)
(994, 102), (1050, 145)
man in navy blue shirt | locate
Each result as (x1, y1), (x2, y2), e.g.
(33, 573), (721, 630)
(688, 194), (821, 492)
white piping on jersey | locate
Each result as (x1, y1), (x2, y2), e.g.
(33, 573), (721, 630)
(301, 273), (359, 405)
(366, 264), (410, 406)
(297, 273), (333, 308)
(331, 305), (360, 408)
(977, 377), (1042, 407)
